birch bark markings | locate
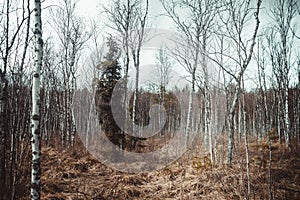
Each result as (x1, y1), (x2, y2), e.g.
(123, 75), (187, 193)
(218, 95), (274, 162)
(31, 0), (43, 199)
(130, 0), (149, 136)
(210, 0), (262, 166)
(160, 0), (216, 149)
(264, 0), (297, 148)
(104, 0), (149, 137)
(282, 0), (295, 146)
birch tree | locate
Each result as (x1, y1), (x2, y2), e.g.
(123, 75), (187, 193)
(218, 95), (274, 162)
(266, 0), (297, 148)
(31, 0), (43, 199)
(104, 0), (149, 136)
(50, 0), (90, 147)
(154, 48), (173, 135)
(160, 0), (217, 151)
(209, 0), (262, 166)
(256, 38), (269, 138)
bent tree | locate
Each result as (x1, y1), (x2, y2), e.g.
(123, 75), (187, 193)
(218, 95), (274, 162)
(31, 0), (43, 199)
(210, 0), (262, 166)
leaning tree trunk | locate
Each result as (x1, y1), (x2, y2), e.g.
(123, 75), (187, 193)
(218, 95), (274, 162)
(227, 84), (240, 166)
(31, 0), (43, 199)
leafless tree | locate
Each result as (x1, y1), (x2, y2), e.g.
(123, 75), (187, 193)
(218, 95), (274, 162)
(49, 0), (91, 148)
(154, 47), (173, 135)
(103, 0), (149, 136)
(266, 0), (298, 148)
(0, 0), (31, 198)
(160, 0), (218, 155)
(209, 0), (262, 166)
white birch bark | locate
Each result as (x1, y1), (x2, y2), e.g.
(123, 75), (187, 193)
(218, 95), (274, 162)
(185, 89), (193, 147)
(132, 66), (139, 136)
(241, 77), (250, 199)
(284, 86), (290, 148)
(31, 0), (43, 199)
(252, 110), (256, 137)
(204, 59), (211, 154)
(244, 108), (250, 199)
(277, 93), (282, 143)
(226, 86), (239, 166)
(268, 0), (297, 148)
(238, 101), (242, 143)
(217, 0), (262, 166)
(129, 0), (149, 138)
(204, 89), (213, 162)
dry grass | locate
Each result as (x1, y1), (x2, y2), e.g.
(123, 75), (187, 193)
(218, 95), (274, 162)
(17, 137), (300, 200)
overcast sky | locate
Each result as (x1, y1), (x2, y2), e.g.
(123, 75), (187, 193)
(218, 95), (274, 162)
(41, 0), (300, 90)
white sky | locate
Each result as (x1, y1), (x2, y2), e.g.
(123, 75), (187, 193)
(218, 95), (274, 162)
(41, 0), (300, 91)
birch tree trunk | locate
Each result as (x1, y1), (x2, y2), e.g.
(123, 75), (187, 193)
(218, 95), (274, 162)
(268, 0), (297, 148)
(209, 0), (261, 166)
(185, 86), (194, 147)
(284, 85), (290, 148)
(132, 64), (139, 136)
(241, 77), (250, 199)
(131, 0), (148, 138)
(277, 92), (282, 143)
(227, 85), (240, 166)
(203, 42), (212, 157)
(31, 0), (43, 199)
(244, 110), (250, 199)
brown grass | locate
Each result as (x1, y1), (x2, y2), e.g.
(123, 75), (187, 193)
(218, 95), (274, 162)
(17, 136), (300, 200)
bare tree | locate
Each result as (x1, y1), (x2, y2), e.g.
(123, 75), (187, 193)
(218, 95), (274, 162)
(209, 0), (262, 166)
(0, 0), (31, 198)
(154, 47), (173, 135)
(155, 48), (172, 91)
(160, 0), (218, 153)
(40, 38), (62, 145)
(104, 0), (149, 137)
(129, 0), (149, 135)
(50, 0), (90, 148)
(255, 37), (269, 139)
(266, 0), (298, 148)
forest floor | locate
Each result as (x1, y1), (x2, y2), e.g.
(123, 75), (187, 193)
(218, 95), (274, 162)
(19, 138), (300, 200)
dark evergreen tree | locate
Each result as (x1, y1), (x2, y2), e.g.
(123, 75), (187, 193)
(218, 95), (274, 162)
(95, 37), (124, 147)
(95, 37), (154, 151)
(95, 37), (181, 152)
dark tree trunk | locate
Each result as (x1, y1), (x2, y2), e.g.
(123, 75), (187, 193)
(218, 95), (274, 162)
(0, 71), (8, 198)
